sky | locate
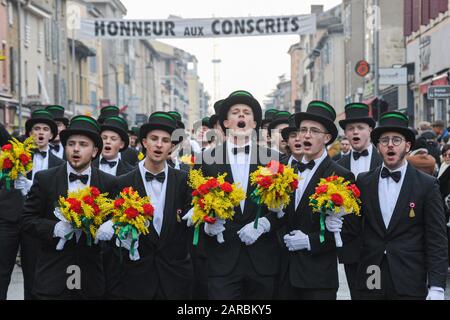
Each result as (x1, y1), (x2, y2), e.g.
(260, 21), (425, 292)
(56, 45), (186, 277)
(122, 0), (342, 111)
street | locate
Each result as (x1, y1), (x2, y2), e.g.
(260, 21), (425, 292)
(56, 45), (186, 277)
(6, 263), (450, 300)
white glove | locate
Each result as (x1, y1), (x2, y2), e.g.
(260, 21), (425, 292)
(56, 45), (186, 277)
(426, 286), (445, 300)
(284, 230), (311, 251)
(54, 221), (78, 251)
(445, 194), (450, 211)
(204, 218), (226, 237)
(14, 175), (32, 196)
(237, 217), (271, 246)
(325, 215), (343, 233)
(95, 220), (115, 242)
(115, 235), (140, 261)
(270, 207), (286, 219)
(182, 208), (194, 227)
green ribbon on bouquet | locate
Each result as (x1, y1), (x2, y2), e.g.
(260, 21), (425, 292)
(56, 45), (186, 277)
(193, 224), (200, 246)
(116, 223), (139, 257)
(0, 170), (11, 190)
(250, 188), (263, 229)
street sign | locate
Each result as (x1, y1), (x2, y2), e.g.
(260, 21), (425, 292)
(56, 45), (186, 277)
(379, 68), (407, 85)
(355, 60), (370, 77)
(428, 86), (450, 99)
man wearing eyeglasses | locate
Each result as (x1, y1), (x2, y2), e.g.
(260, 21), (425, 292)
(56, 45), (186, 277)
(267, 101), (354, 300)
(336, 103), (382, 300)
(328, 111), (448, 300)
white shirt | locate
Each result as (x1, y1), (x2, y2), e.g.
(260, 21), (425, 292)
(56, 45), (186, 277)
(32, 147), (49, 181)
(50, 143), (64, 159)
(139, 161), (168, 235)
(350, 144), (373, 179)
(227, 141), (251, 213)
(295, 149), (328, 210)
(67, 164), (92, 192)
(99, 154), (120, 176)
(378, 161), (408, 229)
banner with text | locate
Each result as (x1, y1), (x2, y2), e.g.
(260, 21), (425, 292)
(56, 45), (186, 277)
(76, 15), (316, 39)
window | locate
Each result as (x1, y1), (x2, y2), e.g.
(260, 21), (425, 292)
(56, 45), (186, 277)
(8, 0), (13, 26)
(24, 13), (30, 48)
(1, 42), (6, 86)
(89, 56), (97, 74)
(37, 22), (43, 53)
(24, 60), (28, 95)
(90, 91), (97, 108)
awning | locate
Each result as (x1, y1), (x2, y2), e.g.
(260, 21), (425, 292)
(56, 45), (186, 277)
(432, 74), (448, 86)
(420, 80), (432, 95)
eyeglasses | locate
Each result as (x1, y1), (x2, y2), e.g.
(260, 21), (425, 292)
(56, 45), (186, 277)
(378, 136), (406, 146)
(443, 153), (450, 158)
(299, 127), (328, 137)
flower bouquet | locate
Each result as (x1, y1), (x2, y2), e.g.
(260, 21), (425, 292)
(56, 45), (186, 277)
(250, 160), (299, 228)
(188, 169), (246, 245)
(180, 154), (196, 168)
(111, 186), (154, 260)
(309, 175), (361, 247)
(55, 186), (114, 250)
(0, 137), (36, 190)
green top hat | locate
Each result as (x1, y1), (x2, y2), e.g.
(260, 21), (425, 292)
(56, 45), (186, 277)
(25, 109), (58, 142)
(98, 105), (119, 124)
(60, 115), (103, 151)
(268, 111), (291, 137)
(139, 111), (181, 145)
(371, 111), (415, 145)
(261, 108), (279, 127)
(45, 105), (69, 127)
(218, 90), (263, 132)
(339, 103), (376, 130)
(294, 100), (338, 145)
(100, 116), (129, 151)
(213, 99), (224, 114)
(281, 114), (298, 140)
(168, 111), (185, 130)
(128, 126), (139, 136)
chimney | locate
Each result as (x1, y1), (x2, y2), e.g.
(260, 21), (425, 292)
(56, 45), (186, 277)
(311, 5), (324, 15)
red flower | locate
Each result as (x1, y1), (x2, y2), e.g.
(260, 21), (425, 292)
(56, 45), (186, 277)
(315, 184), (328, 194)
(143, 203), (154, 217)
(331, 193), (344, 206)
(326, 176), (339, 182)
(2, 158), (13, 170)
(192, 190), (199, 197)
(198, 184), (210, 195)
(257, 176), (273, 189)
(67, 198), (82, 214)
(290, 179), (299, 190)
(198, 198), (206, 209)
(267, 160), (283, 174)
(114, 198), (125, 208)
(220, 182), (233, 193)
(83, 196), (95, 206)
(122, 187), (133, 195)
(124, 207), (139, 219)
(92, 203), (100, 216)
(191, 155), (196, 164)
(90, 187), (100, 198)
(206, 178), (219, 189)
(19, 154), (30, 165)
(203, 215), (216, 224)
(347, 184), (360, 198)
(1, 144), (12, 151)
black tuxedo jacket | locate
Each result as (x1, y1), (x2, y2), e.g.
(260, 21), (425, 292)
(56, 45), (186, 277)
(348, 164), (448, 296)
(270, 155), (354, 289)
(121, 147), (139, 166)
(0, 151), (64, 223)
(108, 166), (193, 299)
(92, 158), (134, 177)
(198, 142), (282, 277)
(21, 164), (118, 298)
(337, 146), (382, 265)
(0, 123), (11, 146)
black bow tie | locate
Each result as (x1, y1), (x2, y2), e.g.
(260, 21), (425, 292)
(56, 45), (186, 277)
(100, 158), (117, 168)
(145, 171), (166, 183)
(34, 150), (47, 158)
(69, 172), (89, 184)
(298, 160), (316, 173)
(232, 145), (250, 155)
(291, 159), (300, 173)
(381, 167), (401, 183)
(50, 144), (60, 153)
(353, 149), (369, 161)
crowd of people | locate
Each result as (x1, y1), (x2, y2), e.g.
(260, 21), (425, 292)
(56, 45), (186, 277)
(0, 90), (448, 300)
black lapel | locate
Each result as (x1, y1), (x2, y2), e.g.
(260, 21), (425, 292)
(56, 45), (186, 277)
(339, 154), (351, 170)
(370, 145), (383, 170)
(386, 164), (414, 234)
(48, 152), (59, 169)
(55, 163), (69, 200)
(159, 167), (176, 244)
(116, 160), (126, 176)
(90, 167), (101, 190)
(296, 155), (332, 214)
(92, 158), (99, 169)
(367, 167), (387, 236)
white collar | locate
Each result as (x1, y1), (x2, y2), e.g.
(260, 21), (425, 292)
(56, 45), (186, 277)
(100, 154), (120, 163)
(139, 160), (168, 176)
(67, 163), (92, 176)
(381, 160), (408, 175)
